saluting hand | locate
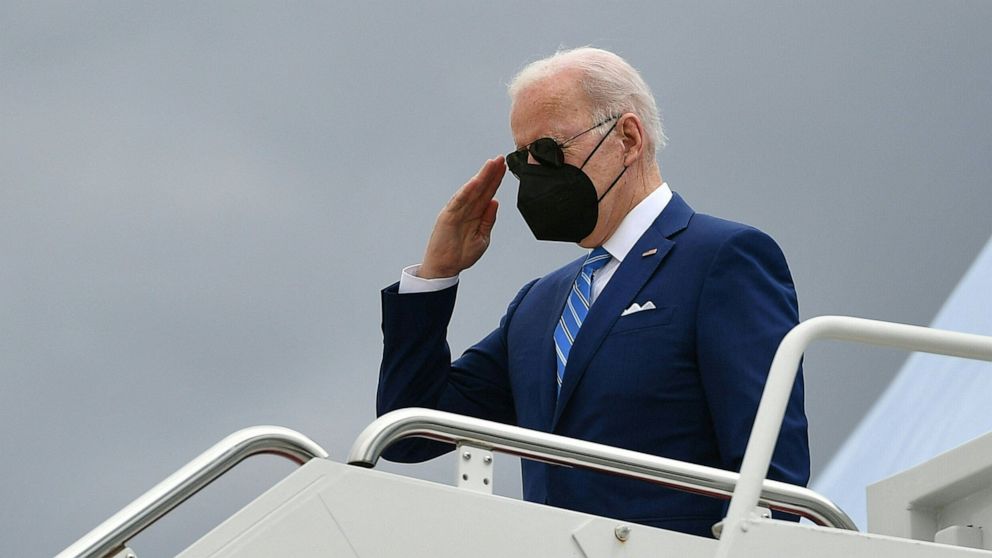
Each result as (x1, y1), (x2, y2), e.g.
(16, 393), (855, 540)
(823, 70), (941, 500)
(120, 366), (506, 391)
(419, 157), (505, 279)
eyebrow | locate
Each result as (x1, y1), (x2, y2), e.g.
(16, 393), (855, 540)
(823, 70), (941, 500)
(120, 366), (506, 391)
(514, 129), (568, 151)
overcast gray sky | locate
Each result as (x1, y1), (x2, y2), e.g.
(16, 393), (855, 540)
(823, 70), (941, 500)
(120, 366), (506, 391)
(3, 2), (991, 555)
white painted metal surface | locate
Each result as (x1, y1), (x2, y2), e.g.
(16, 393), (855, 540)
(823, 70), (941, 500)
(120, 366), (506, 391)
(455, 442), (494, 494)
(178, 457), (992, 557)
(178, 458), (719, 558)
(935, 527), (984, 550)
(720, 518), (989, 558)
(869, 430), (992, 550)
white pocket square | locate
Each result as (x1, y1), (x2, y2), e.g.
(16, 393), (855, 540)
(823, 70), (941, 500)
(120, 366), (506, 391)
(621, 300), (656, 316)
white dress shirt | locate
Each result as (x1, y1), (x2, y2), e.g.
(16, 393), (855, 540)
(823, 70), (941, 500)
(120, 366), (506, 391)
(399, 183), (673, 303)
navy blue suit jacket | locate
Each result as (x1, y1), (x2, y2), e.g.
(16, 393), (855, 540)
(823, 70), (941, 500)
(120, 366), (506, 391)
(377, 193), (809, 537)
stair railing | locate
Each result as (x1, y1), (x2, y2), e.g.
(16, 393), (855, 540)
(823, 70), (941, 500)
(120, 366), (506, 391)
(716, 316), (992, 558)
(349, 407), (857, 531)
(57, 426), (328, 558)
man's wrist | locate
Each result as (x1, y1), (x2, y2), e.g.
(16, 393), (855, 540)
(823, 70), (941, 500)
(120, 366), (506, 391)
(399, 264), (459, 294)
(418, 262), (460, 279)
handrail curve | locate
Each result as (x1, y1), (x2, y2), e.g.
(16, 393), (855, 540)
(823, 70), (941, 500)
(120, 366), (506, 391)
(57, 426), (329, 558)
(348, 407), (857, 531)
(717, 316), (992, 558)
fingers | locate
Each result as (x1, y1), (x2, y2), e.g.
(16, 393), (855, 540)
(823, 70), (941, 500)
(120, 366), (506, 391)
(467, 157), (505, 210)
(448, 157), (505, 213)
(479, 155), (505, 200)
(447, 159), (491, 210)
(478, 198), (499, 238)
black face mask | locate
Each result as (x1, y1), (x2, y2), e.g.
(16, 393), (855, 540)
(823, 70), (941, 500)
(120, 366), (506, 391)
(508, 117), (627, 242)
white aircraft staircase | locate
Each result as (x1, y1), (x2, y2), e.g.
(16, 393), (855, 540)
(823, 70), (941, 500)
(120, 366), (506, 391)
(57, 316), (992, 558)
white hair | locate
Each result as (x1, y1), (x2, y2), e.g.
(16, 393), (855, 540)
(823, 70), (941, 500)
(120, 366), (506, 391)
(508, 47), (667, 153)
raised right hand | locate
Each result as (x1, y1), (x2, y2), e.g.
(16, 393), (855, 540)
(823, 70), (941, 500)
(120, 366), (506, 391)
(418, 156), (506, 279)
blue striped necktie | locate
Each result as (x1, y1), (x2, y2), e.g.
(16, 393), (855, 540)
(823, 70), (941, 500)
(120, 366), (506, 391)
(553, 247), (611, 395)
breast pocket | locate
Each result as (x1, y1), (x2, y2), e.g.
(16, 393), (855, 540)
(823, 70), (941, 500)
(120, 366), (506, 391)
(610, 305), (676, 334)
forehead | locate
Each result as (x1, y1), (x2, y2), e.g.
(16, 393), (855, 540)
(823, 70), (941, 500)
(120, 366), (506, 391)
(510, 72), (589, 148)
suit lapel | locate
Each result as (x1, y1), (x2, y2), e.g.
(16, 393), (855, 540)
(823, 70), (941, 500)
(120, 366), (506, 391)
(551, 193), (695, 429)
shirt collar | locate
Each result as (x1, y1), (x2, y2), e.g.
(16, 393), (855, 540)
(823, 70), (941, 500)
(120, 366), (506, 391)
(601, 182), (672, 263)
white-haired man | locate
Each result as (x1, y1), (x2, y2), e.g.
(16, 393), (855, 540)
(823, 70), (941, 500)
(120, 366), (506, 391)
(377, 47), (810, 537)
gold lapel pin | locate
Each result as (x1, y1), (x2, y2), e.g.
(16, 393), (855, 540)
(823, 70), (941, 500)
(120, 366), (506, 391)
(641, 248), (658, 257)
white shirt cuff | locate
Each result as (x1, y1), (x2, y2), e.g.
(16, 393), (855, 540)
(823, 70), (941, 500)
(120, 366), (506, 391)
(398, 264), (459, 294)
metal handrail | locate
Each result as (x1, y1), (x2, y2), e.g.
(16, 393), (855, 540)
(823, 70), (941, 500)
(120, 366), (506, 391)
(716, 316), (992, 558)
(57, 426), (329, 558)
(348, 407), (857, 531)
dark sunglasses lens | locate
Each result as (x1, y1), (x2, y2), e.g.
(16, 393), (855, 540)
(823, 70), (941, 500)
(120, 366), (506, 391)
(530, 138), (563, 167)
(507, 149), (527, 171)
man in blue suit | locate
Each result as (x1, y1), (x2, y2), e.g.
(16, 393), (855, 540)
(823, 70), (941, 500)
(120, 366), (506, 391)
(377, 47), (809, 537)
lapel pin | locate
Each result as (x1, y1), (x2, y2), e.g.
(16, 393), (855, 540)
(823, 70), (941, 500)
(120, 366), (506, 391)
(641, 248), (658, 257)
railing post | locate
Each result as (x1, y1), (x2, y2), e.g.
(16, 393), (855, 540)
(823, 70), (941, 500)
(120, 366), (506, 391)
(715, 316), (992, 558)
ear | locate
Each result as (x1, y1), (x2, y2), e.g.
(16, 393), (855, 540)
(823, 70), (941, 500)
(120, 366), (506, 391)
(617, 113), (645, 167)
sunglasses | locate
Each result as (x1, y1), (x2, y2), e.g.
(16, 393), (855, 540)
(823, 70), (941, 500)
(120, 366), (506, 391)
(507, 115), (620, 170)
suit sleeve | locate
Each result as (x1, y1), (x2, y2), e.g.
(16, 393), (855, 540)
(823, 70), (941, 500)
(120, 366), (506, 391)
(376, 279), (537, 462)
(695, 228), (811, 492)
